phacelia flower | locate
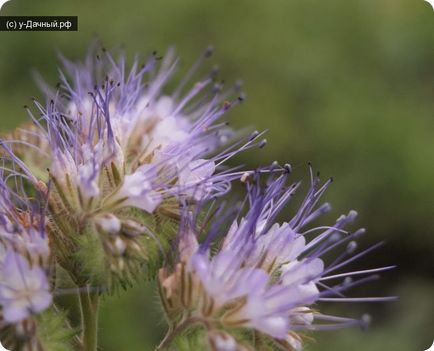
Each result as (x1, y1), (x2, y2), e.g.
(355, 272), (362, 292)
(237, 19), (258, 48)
(0, 172), (55, 350)
(1, 45), (264, 290)
(0, 249), (51, 323)
(158, 165), (395, 350)
(0, 174), (52, 320)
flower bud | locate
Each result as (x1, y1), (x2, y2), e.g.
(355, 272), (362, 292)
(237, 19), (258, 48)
(95, 214), (122, 235)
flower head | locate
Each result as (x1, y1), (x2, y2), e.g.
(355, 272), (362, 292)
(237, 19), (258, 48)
(0, 172), (52, 325)
(31, 45), (244, 213)
(159, 165), (395, 350)
(1, 45), (264, 290)
(0, 249), (52, 323)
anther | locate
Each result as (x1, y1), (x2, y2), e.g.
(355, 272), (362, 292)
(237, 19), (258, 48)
(241, 171), (252, 183)
(249, 130), (260, 141)
(329, 233), (342, 243)
(347, 210), (358, 220)
(284, 163), (292, 174)
(346, 241), (358, 254)
(270, 161), (279, 170)
(353, 228), (366, 238)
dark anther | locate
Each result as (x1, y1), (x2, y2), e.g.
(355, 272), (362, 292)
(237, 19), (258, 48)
(284, 163), (292, 173)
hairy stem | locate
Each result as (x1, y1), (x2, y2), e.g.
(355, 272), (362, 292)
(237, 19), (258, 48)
(79, 286), (100, 351)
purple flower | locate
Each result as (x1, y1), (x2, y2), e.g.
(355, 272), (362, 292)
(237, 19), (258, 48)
(0, 249), (52, 323)
(0, 45), (269, 288)
(20, 45), (252, 217)
(160, 165), (395, 349)
(0, 177), (52, 324)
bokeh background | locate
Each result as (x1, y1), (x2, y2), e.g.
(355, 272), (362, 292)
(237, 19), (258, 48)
(1, 0), (433, 350)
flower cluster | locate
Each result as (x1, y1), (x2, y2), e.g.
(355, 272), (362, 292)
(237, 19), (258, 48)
(0, 44), (394, 351)
(158, 168), (395, 350)
(2, 45), (262, 291)
(0, 173), (53, 349)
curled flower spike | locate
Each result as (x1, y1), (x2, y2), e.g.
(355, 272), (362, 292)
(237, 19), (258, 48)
(1, 45), (262, 291)
(158, 165), (396, 351)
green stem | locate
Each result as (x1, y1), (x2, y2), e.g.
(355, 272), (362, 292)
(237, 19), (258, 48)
(79, 286), (100, 351)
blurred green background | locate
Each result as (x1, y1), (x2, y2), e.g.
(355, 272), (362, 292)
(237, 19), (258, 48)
(1, 0), (433, 350)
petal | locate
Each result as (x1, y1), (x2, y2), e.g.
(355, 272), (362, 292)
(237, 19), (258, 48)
(2, 250), (30, 291)
(252, 315), (289, 338)
(281, 258), (324, 286)
(2, 299), (30, 323)
(29, 291), (52, 313)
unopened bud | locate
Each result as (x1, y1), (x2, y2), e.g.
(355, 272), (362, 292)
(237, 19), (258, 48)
(95, 214), (121, 235)
(121, 219), (144, 237)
